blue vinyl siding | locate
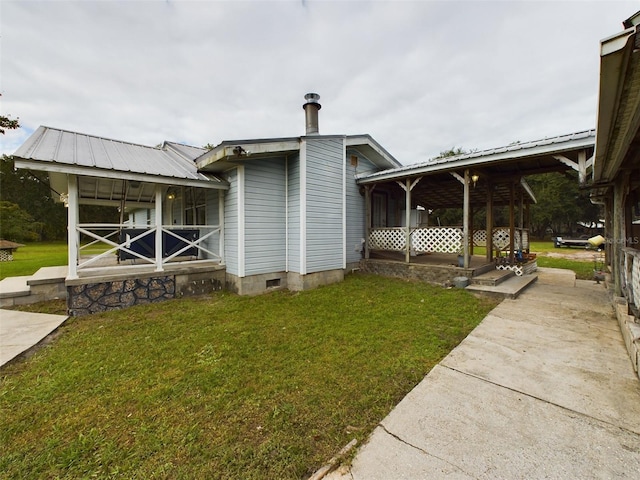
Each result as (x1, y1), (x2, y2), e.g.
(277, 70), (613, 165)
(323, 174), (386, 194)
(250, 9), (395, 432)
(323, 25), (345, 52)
(224, 169), (239, 275)
(345, 149), (378, 264)
(305, 137), (344, 273)
(244, 158), (287, 275)
(287, 153), (301, 273)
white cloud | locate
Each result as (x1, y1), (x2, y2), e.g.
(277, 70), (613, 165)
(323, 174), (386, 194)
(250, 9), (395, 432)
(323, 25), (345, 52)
(1, 0), (637, 163)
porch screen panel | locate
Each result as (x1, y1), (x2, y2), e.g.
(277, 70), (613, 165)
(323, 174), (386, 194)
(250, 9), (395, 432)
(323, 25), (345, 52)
(306, 138), (343, 273)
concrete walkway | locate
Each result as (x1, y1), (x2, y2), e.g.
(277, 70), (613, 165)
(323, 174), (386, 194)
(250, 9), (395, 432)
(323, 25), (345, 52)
(0, 309), (68, 367)
(326, 269), (640, 479)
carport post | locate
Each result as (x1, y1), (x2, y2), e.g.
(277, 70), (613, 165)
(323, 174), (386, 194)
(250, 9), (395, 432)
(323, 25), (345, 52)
(463, 169), (470, 268)
(405, 178), (411, 263)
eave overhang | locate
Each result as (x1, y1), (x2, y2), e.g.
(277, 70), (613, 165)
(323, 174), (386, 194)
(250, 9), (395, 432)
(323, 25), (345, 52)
(594, 21), (640, 186)
(196, 137), (301, 172)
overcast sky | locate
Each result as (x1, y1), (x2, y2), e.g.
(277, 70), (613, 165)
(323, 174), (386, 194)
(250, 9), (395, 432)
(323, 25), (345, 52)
(1, 0), (637, 164)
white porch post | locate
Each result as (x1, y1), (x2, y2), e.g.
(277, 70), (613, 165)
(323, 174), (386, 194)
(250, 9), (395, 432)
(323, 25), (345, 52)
(218, 189), (225, 264)
(155, 185), (163, 272)
(67, 174), (79, 280)
(405, 178), (411, 263)
(463, 169), (470, 268)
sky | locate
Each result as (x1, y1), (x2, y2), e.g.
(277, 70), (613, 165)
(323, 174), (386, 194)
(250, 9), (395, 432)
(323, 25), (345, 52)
(1, 0), (637, 165)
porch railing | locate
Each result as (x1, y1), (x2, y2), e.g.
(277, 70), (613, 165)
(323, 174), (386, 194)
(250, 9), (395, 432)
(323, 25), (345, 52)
(369, 226), (529, 254)
(622, 248), (640, 311)
(76, 223), (222, 272)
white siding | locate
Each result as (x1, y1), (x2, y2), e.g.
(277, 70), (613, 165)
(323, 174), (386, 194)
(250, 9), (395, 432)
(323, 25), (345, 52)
(287, 153), (301, 273)
(244, 158), (287, 275)
(345, 149), (378, 264)
(224, 168), (239, 275)
(305, 137), (344, 273)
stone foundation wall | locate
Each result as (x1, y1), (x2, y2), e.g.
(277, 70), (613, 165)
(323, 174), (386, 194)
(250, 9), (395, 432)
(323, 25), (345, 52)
(68, 276), (175, 316)
(360, 259), (472, 286)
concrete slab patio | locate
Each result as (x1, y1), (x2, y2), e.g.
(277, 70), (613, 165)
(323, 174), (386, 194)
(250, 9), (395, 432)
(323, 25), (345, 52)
(326, 270), (640, 479)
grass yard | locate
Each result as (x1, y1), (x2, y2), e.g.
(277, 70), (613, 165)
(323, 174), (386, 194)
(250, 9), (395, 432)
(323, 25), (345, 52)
(0, 274), (499, 479)
(0, 241), (67, 280)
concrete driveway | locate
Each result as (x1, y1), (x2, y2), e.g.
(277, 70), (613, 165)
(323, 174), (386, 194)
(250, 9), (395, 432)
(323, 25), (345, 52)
(326, 269), (640, 479)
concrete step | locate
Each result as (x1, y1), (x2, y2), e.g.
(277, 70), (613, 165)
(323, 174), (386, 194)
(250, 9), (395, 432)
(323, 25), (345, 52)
(471, 269), (515, 286)
(0, 266), (67, 307)
(466, 273), (538, 299)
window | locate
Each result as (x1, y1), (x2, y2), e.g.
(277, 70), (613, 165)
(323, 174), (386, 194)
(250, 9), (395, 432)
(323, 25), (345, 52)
(372, 192), (388, 228)
(185, 188), (206, 225)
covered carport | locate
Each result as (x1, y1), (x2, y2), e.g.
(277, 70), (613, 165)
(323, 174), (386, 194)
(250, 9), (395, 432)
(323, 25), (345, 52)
(358, 129), (596, 270)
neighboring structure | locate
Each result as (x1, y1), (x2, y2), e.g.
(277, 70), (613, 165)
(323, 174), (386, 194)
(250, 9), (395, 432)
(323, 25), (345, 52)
(592, 10), (640, 375)
(0, 239), (24, 262)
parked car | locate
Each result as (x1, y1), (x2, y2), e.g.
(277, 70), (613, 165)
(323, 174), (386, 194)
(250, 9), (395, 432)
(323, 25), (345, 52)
(553, 235), (602, 250)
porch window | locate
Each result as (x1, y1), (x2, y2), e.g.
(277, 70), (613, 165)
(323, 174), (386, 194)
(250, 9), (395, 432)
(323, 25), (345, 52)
(185, 187), (206, 225)
(372, 192), (388, 228)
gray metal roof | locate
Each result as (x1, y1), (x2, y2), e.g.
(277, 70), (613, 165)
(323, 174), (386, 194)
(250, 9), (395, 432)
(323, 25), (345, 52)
(13, 126), (224, 188)
(359, 129), (596, 183)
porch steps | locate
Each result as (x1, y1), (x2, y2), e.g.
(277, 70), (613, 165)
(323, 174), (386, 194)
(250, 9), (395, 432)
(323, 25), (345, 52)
(0, 267), (67, 308)
(466, 272), (538, 299)
(470, 269), (514, 286)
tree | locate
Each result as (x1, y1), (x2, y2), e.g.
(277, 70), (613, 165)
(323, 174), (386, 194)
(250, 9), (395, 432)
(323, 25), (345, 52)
(0, 155), (67, 240)
(0, 94), (20, 134)
(526, 171), (601, 239)
(0, 201), (42, 242)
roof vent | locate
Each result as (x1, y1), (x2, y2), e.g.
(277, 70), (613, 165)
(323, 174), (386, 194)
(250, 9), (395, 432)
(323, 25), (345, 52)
(303, 93), (321, 135)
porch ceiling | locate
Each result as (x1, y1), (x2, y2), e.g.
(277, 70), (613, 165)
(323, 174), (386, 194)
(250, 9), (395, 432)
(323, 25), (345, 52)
(373, 172), (537, 209)
(359, 130), (596, 209)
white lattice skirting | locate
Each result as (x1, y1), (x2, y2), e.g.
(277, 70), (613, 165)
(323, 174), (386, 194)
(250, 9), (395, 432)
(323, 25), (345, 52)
(496, 260), (537, 276)
(0, 250), (13, 262)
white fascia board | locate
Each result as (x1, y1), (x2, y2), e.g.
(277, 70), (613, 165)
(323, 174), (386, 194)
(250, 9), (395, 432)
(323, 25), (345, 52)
(346, 135), (402, 168)
(600, 26), (636, 56)
(342, 137), (346, 269)
(13, 159), (229, 190)
(196, 139), (300, 169)
(237, 165), (246, 278)
(300, 139), (307, 275)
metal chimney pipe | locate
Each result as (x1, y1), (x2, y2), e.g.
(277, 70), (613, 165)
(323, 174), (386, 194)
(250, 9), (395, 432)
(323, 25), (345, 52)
(303, 93), (321, 135)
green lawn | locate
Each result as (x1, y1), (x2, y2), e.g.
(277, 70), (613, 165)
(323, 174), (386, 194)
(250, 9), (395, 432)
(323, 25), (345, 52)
(0, 241), (67, 280)
(0, 274), (498, 479)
